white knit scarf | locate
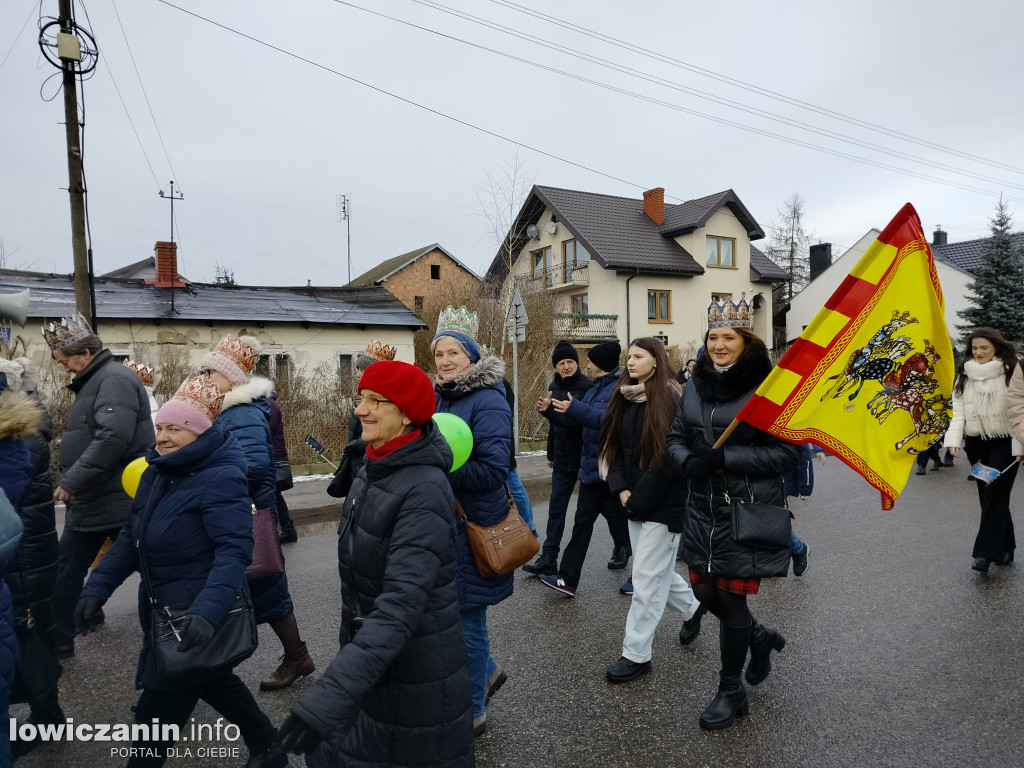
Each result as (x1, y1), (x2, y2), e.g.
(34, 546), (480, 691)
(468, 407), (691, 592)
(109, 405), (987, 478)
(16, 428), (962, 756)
(964, 358), (1011, 439)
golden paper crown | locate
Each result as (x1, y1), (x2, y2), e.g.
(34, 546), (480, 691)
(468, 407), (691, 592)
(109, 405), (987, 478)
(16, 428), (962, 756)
(172, 375), (225, 423)
(41, 311), (94, 351)
(435, 305), (479, 340)
(707, 298), (752, 329)
(213, 336), (259, 376)
(123, 359), (156, 387)
(364, 339), (397, 362)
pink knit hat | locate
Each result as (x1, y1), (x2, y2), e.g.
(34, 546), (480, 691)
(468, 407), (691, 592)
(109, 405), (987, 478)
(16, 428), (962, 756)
(155, 376), (225, 435)
(198, 335), (261, 385)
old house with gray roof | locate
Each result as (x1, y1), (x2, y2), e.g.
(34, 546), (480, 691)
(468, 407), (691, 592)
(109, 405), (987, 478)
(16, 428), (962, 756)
(1, 240), (425, 390)
(483, 185), (789, 352)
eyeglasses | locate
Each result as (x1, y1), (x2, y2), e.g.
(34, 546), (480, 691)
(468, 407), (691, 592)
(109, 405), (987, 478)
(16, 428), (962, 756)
(354, 395), (394, 410)
(199, 369), (212, 379)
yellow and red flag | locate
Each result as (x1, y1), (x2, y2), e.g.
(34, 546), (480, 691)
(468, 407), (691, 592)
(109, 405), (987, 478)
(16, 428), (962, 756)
(737, 203), (954, 509)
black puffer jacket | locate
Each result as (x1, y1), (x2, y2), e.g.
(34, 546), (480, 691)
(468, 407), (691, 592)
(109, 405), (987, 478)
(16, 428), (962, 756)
(606, 393), (687, 533)
(667, 344), (801, 578)
(296, 422), (473, 768)
(9, 398), (59, 656)
(541, 369), (593, 473)
(59, 349), (154, 531)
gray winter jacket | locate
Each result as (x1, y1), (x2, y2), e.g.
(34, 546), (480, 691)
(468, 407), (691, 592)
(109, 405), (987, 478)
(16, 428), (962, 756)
(59, 349), (155, 531)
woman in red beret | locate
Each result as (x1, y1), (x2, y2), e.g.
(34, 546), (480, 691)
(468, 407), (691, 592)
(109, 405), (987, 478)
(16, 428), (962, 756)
(276, 361), (473, 767)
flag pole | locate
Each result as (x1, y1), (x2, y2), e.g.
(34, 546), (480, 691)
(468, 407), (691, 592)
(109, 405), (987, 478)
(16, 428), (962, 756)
(712, 419), (740, 450)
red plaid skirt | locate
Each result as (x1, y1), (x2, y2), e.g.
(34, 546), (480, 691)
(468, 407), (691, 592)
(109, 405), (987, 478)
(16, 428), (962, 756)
(689, 569), (760, 596)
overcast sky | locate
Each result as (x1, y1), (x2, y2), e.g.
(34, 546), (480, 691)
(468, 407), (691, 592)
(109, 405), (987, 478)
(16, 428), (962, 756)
(1, 0), (1022, 289)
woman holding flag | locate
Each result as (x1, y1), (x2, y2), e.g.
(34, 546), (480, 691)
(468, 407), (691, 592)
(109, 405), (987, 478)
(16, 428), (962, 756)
(667, 300), (800, 730)
(943, 328), (1022, 573)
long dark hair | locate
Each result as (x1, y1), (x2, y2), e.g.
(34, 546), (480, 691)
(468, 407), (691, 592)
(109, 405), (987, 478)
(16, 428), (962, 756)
(952, 327), (1018, 396)
(598, 337), (681, 474)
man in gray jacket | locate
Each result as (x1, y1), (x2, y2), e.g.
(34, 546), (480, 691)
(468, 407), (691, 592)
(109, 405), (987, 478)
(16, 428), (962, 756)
(43, 314), (154, 658)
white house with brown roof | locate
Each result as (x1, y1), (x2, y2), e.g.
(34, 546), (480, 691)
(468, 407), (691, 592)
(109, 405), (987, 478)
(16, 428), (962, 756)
(785, 226), (1022, 344)
(483, 185), (789, 352)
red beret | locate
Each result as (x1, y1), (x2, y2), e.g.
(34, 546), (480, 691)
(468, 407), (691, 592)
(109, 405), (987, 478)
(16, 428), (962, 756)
(358, 360), (435, 426)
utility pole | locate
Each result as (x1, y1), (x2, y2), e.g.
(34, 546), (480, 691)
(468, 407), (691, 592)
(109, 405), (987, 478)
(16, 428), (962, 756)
(158, 181), (184, 312)
(58, 0), (91, 323)
(337, 194), (351, 284)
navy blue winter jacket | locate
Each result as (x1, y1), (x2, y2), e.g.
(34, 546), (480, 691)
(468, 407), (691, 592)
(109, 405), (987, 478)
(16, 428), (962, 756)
(561, 366), (622, 484)
(80, 422), (254, 690)
(434, 356), (513, 609)
(217, 377), (277, 510)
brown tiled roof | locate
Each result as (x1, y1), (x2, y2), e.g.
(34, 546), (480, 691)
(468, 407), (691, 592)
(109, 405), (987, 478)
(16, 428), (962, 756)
(749, 245), (790, 281)
(485, 185), (773, 284)
(100, 256), (155, 278)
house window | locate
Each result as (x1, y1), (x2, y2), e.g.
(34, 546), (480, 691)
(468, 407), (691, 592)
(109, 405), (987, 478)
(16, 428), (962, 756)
(254, 354), (272, 378)
(532, 247), (553, 287)
(711, 292), (732, 303)
(338, 353), (353, 377)
(648, 290), (670, 322)
(706, 236), (735, 268)
(430, 264), (440, 280)
(275, 353), (293, 383)
(562, 239), (590, 282)
(570, 293), (588, 325)
(414, 296), (424, 312)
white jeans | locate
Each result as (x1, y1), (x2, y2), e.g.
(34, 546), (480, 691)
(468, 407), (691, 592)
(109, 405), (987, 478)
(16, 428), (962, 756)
(621, 519), (701, 663)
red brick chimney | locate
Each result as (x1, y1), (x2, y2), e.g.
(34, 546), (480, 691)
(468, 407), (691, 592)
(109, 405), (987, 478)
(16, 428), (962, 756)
(643, 187), (665, 225)
(145, 241), (189, 287)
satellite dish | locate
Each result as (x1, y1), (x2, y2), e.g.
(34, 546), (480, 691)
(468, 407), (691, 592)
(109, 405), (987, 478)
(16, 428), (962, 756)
(526, 224), (539, 239)
(545, 221), (558, 235)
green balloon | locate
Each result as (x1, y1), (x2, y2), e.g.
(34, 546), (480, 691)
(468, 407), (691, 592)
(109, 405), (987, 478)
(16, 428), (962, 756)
(432, 412), (473, 472)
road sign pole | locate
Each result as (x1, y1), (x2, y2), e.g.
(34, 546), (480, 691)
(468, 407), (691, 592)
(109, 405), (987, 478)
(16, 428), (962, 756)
(512, 316), (519, 456)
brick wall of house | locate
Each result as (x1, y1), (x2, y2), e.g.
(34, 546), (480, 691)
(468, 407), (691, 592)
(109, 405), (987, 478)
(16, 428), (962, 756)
(381, 248), (480, 312)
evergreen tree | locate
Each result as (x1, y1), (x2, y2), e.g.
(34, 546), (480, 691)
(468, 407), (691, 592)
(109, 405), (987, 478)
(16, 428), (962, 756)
(956, 198), (1024, 345)
(765, 192), (812, 304)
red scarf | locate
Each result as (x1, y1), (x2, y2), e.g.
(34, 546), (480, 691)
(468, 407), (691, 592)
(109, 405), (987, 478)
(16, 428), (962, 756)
(365, 429), (421, 461)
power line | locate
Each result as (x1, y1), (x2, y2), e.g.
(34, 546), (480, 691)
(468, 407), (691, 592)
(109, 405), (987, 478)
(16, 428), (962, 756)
(154, 0), (662, 196)
(329, 0), (1024, 202)
(486, 0), (1024, 177)
(110, 0), (183, 192)
(405, 0), (1024, 192)
(0, 0), (38, 75)
(101, 55), (163, 190)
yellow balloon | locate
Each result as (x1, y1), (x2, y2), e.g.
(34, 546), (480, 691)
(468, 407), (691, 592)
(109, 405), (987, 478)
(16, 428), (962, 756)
(122, 456), (149, 498)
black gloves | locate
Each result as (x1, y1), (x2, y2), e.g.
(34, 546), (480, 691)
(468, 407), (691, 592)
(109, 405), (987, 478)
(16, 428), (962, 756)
(73, 595), (105, 636)
(697, 446), (726, 469)
(685, 457), (709, 481)
(177, 614), (215, 651)
(277, 713), (322, 755)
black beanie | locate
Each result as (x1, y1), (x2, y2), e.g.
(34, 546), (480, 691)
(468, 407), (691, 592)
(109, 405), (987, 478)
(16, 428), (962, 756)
(587, 341), (621, 373)
(551, 340), (579, 367)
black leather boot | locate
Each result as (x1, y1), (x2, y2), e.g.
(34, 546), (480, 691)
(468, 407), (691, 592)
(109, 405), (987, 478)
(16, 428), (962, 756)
(679, 604), (707, 645)
(745, 619), (786, 685)
(699, 622), (751, 730)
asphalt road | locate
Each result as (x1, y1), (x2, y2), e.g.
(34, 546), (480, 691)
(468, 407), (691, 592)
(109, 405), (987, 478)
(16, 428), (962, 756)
(13, 456), (1024, 767)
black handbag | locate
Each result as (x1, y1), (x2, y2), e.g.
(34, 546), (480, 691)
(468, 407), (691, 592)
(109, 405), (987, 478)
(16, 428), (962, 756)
(728, 490), (792, 550)
(275, 457), (294, 492)
(140, 547), (258, 683)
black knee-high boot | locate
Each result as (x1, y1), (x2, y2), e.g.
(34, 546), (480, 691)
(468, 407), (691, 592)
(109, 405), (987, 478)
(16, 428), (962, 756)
(746, 619), (786, 686)
(699, 622), (751, 730)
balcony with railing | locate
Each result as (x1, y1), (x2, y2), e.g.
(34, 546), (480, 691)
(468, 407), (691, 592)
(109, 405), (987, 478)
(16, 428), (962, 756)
(513, 264), (590, 294)
(553, 312), (618, 340)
